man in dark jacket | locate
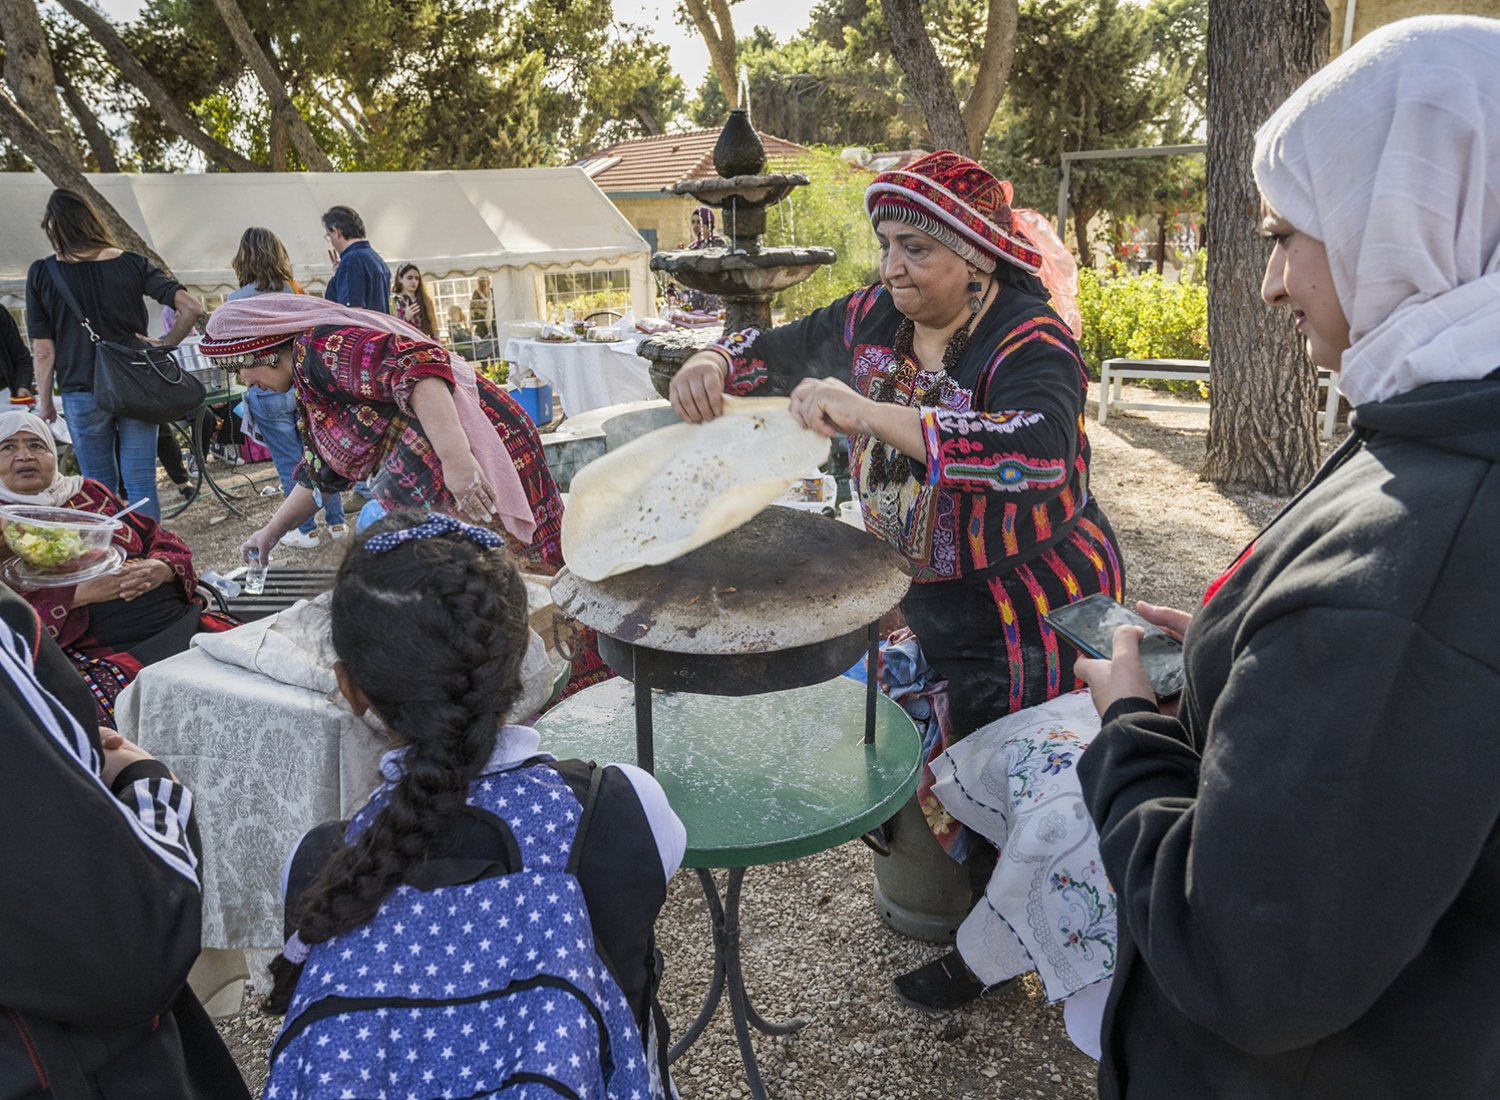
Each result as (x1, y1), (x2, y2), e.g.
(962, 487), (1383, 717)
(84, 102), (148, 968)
(0, 310), (32, 399)
(1076, 373), (1500, 1099)
(320, 204), (390, 313)
(0, 584), (248, 1099)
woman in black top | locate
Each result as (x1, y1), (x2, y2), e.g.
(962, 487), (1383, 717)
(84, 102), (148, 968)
(25, 189), (202, 520)
(0, 308), (33, 400)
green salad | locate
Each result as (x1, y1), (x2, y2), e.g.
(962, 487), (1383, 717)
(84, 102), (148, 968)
(3, 521), (91, 569)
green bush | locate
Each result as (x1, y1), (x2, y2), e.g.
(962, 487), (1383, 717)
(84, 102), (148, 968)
(764, 148), (881, 321)
(1075, 269), (1208, 389)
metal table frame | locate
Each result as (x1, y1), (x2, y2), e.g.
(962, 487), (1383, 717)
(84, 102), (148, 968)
(161, 387), (274, 519)
(618, 622), (881, 774)
(535, 670), (919, 1100)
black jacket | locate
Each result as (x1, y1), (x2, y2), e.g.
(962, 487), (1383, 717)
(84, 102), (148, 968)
(1079, 374), (1500, 1099)
(0, 586), (247, 1100)
(0, 310), (32, 394)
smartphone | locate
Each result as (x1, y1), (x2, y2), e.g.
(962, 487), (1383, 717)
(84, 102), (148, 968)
(1044, 593), (1185, 699)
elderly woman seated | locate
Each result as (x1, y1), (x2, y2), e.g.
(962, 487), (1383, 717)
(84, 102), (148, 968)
(0, 410), (235, 723)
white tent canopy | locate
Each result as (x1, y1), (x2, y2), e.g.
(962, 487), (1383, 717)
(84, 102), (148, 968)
(0, 168), (654, 322)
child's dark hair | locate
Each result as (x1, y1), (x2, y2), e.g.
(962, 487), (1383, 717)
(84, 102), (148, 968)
(266, 511), (531, 1013)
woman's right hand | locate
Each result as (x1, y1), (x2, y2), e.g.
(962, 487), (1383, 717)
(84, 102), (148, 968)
(669, 352), (728, 423)
(1135, 601), (1192, 641)
(36, 391), (56, 423)
(241, 526), (278, 567)
(73, 571), (129, 607)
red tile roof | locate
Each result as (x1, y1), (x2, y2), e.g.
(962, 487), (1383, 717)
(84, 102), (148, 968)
(575, 129), (813, 194)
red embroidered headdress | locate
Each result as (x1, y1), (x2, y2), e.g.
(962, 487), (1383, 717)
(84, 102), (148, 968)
(865, 150), (1043, 274)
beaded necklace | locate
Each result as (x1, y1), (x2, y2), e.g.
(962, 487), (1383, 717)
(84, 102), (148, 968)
(866, 275), (995, 485)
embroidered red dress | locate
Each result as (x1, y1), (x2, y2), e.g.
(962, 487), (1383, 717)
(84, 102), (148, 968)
(715, 281), (1124, 852)
(287, 325), (607, 696)
(20, 479), (236, 724)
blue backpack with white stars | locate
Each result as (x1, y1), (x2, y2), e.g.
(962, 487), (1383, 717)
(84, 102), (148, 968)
(265, 761), (656, 1100)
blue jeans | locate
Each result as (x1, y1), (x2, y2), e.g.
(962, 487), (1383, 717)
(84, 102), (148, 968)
(243, 387), (344, 534)
(60, 390), (161, 520)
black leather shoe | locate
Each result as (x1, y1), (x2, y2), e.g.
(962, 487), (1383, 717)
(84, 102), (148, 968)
(891, 949), (998, 1012)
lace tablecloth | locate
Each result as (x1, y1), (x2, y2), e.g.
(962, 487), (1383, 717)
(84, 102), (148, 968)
(114, 595), (385, 951)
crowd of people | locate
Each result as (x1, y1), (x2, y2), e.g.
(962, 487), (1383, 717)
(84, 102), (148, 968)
(2, 16), (1498, 1100)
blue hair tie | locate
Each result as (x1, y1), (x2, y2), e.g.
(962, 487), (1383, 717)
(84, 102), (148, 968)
(362, 513), (507, 555)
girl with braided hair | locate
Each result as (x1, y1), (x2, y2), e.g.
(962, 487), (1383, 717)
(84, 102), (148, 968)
(265, 511), (685, 1098)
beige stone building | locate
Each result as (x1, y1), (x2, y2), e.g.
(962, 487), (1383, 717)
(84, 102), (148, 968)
(1327, 0), (1500, 55)
(574, 129), (812, 255)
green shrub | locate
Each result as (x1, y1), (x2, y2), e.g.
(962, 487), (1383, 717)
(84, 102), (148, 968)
(1075, 269), (1208, 390)
(764, 148), (881, 321)
(476, 360), (509, 386)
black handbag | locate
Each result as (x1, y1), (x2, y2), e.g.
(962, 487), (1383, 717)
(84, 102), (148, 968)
(45, 257), (205, 424)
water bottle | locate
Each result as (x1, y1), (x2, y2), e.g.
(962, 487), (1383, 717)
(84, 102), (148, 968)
(243, 547), (268, 595)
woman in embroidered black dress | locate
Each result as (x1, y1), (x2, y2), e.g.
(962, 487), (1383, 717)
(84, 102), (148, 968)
(671, 151), (1124, 1009)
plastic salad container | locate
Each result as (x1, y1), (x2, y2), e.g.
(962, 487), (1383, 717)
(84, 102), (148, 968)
(0, 504), (123, 576)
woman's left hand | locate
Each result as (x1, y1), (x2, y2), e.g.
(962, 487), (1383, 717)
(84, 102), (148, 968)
(441, 451), (500, 523)
(1074, 625), (1158, 717)
(788, 376), (871, 438)
(117, 559), (172, 601)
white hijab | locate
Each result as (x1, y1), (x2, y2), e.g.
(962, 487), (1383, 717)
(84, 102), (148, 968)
(0, 410), (85, 506)
(1253, 16), (1500, 408)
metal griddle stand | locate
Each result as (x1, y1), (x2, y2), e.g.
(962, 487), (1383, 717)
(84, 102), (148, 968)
(603, 623), (881, 1099)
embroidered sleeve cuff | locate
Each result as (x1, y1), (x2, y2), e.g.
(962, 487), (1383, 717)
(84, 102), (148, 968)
(918, 408), (944, 487)
(391, 361), (456, 419)
(714, 329), (767, 394)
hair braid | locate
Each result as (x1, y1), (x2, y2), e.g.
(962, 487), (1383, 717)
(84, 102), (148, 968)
(267, 513), (531, 1014)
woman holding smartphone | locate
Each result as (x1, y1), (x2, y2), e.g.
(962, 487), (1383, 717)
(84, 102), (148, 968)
(1073, 17), (1500, 1098)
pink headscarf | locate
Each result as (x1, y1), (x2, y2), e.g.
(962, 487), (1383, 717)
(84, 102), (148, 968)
(205, 296), (535, 542)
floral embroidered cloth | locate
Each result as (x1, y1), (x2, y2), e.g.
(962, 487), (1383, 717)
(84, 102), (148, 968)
(929, 689), (1116, 1003)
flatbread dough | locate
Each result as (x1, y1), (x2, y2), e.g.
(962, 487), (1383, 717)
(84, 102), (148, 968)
(561, 395), (831, 581)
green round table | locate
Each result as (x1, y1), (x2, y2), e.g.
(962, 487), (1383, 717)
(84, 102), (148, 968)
(535, 674), (921, 1098)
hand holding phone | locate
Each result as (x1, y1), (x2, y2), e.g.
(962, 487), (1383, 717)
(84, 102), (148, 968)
(1045, 593), (1185, 699)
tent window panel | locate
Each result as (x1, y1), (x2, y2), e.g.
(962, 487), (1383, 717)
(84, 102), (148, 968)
(427, 276), (499, 361)
(543, 268), (629, 322)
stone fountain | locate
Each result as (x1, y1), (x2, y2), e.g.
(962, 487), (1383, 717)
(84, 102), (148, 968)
(637, 110), (837, 396)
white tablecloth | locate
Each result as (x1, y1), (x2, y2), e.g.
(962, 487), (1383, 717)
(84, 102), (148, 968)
(505, 335), (657, 416)
(115, 594), (385, 951)
(114, 591), (563, 953)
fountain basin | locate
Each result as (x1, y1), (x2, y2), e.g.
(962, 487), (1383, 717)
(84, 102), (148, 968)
(674, 173), (810, 208)
(652, 247), (836, 297)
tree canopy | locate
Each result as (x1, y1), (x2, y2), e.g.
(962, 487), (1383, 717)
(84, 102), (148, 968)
(0, 0), (684, 173)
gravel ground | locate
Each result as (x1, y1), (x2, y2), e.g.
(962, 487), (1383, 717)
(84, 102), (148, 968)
(174, 385), (1345, 1098)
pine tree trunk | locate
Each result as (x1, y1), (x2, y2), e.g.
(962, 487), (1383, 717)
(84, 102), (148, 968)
(0, 88), (168, 272)
(1201, 0), (1330, 493)
(961, 1), (1019, 156)
(57, 71), (118, 172)
(269, 110), (289, 171)
(882, 0), (969, 153)
(53, 0), (264, 173)
(682, 0), (739, 111)
(1073, 206), (1093, 270)
(0, 0), (81, 168)
(209, 0), (333, 171)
